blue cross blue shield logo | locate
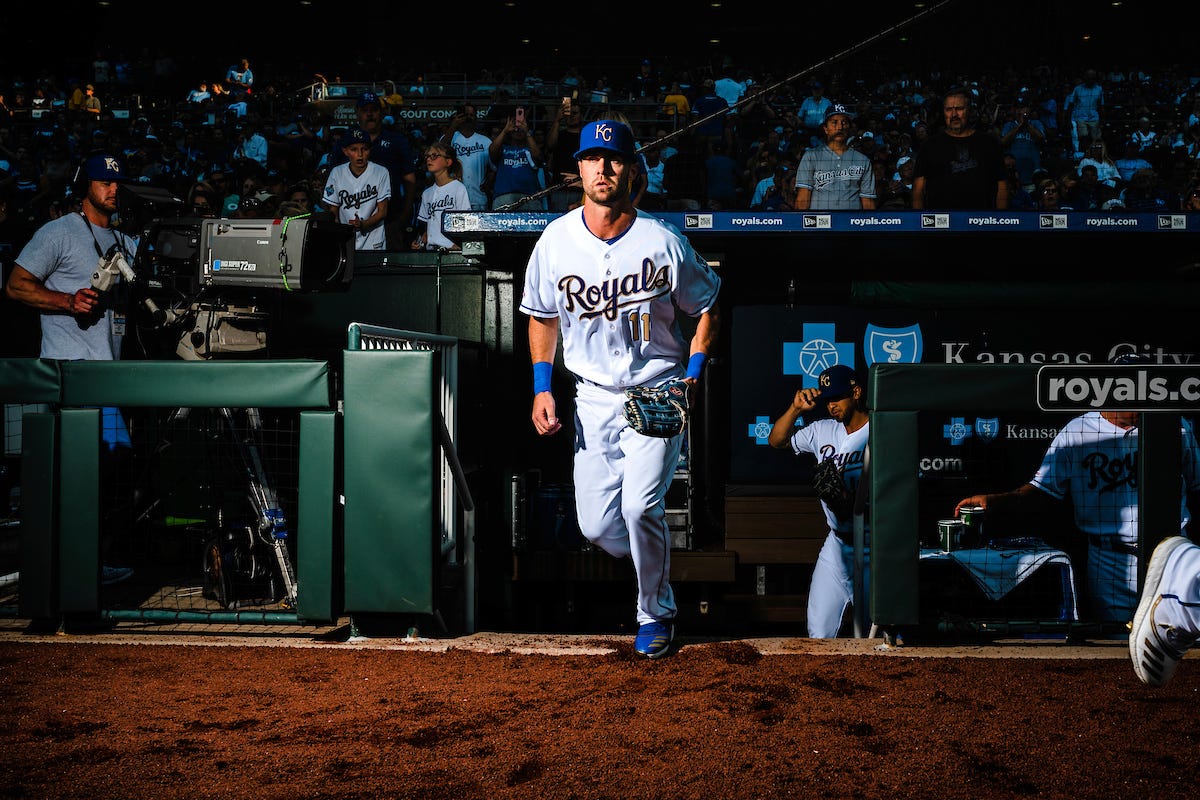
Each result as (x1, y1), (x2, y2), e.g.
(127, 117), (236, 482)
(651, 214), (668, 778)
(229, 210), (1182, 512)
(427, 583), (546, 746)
(864, 324), (923, 367)
(974, 417), (1000, 443)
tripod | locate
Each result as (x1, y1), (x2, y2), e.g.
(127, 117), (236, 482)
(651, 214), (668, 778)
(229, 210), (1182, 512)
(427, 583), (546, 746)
(135, 404), (298, 610)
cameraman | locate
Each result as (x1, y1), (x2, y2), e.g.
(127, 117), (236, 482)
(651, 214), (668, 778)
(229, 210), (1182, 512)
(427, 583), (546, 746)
(5, 151), (137, 584)
(5, 152), (137, 360)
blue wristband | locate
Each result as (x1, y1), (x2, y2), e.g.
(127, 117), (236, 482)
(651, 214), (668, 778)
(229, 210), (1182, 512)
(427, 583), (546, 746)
(533, 361), (553, 394)
(686, 352), (707, 381)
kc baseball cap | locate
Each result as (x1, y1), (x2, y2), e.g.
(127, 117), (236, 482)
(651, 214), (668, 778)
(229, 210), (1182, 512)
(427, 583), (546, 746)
(574, 119), (637, 160)
(83, 153), (132, 182)
(815, 365), (860, 401)
(824, 103), (854, 123)
(356, 91), (381, 109)
(342, 127), (372, 148)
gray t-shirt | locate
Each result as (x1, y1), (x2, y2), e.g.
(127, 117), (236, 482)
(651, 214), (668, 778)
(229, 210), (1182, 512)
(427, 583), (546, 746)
(16, 213), (138, 360)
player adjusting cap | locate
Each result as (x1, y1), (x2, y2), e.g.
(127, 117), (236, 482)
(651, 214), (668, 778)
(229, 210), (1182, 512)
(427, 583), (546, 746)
(824, 103), (854, 123)
(83, 153), (132, 183)
(815, 364), (860, 401)
(574, 119), (637, 160)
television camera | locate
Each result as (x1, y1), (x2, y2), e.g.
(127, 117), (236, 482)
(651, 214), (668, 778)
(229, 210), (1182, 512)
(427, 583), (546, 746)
(109, 191), (355, 610)
(132, 214), (355, 360)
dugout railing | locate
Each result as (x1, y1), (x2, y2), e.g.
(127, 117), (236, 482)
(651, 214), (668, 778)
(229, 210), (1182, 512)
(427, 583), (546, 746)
(0, 350), (474, 634)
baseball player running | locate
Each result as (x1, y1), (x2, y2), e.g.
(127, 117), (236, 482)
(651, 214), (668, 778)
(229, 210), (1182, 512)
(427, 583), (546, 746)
(519, 119), (721, 659)
(1130, 534), (1200, 686)
(768, 365), (871, 638)
(321, 127), (391, 251)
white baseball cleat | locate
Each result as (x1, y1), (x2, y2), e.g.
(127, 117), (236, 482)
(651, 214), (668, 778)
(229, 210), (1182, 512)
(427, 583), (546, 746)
(1129, 536), (1197, 687)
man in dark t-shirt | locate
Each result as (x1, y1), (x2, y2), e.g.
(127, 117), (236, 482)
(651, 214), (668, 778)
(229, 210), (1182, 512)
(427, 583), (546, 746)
(912, 88), (1008, 210)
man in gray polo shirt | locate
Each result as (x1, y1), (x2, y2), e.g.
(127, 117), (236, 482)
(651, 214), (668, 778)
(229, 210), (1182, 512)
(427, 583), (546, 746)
(793, 104), (877, 210)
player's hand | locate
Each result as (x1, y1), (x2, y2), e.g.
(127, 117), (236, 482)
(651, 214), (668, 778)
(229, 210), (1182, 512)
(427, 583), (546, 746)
(953, 495), (990, 517)
(531, 392), (561, 436)
(792, 387), (820, 413)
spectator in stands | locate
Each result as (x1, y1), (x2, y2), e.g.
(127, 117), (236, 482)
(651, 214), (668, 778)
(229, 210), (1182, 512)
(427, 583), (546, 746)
(232, 119), (269, 172)
(321, 128), (390, 251)
(187, 181), (220, 217)
(691, 79), (729, 148)
(225, 58), (254, 98)
(631, 59), (658, 101)
(1064, 68), (1104, 157)
(1003, 153), (1036, 210)
(489, 110), (545, 211)
(382, 81), (404, 114)
(1000, 96), (1045, 191)
(331, 92), (416, 249)
(445, 103), (493, 211)
(412, 142), (470, 252)
(750, 162), (795, 211)
(1074, 163), (1117, 210)
(797, 80), (833, 149)
(187, 81), (212, 106)
(879, 155), (915, 209)
(911, 88), (1007, 210)
(284, 182), (314, 214)
(661, 82), (691, 121)
(1035, 177), (1071, 211)
(793, 103), (876, 210)
(1182, 183), (1200, 213)
(1115, 139), (1154, 185)
(641, 143), (667, 210)
(1130, 115), (1157, 154)
(1119, 167), (1171, 212)
(661, 132), (706, 211)
(83, 84), (101, 121)
(544, 99), (585, 212)
(705, 140), (742, 210)
(1076, 138), (1121, 190)
(714, 66), (749, 113)
(1056, 169), (1085, 210)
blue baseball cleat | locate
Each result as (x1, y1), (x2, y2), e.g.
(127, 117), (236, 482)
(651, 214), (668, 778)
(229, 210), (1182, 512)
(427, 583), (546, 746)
(634, 621), (675, 659)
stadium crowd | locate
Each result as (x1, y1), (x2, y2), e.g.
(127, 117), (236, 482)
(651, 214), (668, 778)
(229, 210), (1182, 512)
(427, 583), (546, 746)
(3, 50), (1200, 252)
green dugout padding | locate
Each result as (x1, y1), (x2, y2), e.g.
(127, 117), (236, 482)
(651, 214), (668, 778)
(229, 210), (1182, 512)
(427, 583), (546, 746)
(298, 410), (338, 622)
(59, 360), (332, 407)
(19, 413), (57, 620)
(868, 363), (1188, 627)
(7, 359), (338, 621)
(0, 359), (61, 403)
(342, 349), (437, 614)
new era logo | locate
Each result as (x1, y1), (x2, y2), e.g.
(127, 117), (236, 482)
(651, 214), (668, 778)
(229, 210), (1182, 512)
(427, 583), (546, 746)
(1039, 214), (1067, 229)
(802, 215), (831, 229)
(920, 214), (949, 229)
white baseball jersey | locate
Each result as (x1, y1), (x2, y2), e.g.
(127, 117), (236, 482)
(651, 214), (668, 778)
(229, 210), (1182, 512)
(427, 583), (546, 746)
(416, 178), (471, 250)
(1031, 412), (1200, 621)
(321, 161), (391, 251)
(451, 130), (493, 210)
(789, 418), (870, 638)
(519, 208), (721, 389)
(520, 208), (719, 628)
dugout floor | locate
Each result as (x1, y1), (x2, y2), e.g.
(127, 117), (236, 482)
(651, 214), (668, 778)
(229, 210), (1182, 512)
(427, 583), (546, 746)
(0, 611), (1163, 661)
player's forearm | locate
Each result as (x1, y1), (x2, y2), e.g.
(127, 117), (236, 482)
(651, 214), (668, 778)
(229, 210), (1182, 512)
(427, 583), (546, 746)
(767, 405), (801, 449)
(528, 316), (559, 365)
(690, 303), (721, 358)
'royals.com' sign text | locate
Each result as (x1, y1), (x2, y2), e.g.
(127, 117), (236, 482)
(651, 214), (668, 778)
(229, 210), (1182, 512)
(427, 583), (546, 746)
(1037, 365), (1200, 412)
